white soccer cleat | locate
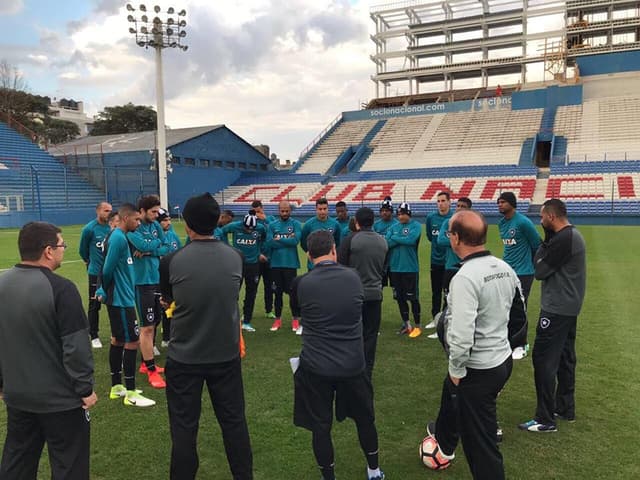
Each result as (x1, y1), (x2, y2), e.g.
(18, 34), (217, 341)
(512, 345), (528, 360)
(91, 338), (103, 349)
(153, 345), (161, 356)
(124, 390), (156, 407)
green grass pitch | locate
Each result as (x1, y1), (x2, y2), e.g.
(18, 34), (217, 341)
(0, 223), (639, 479)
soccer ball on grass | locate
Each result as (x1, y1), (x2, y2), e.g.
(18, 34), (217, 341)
(419, 434), (452, 470)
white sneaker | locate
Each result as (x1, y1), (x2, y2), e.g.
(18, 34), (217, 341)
(295, 325), (303, 336)
(123, 390), (156, 407)
(91, 338), (103, 349)
(160, 340), (170, 348)
(512, 345), (528, 360)
(153, 346), (161, 356)
(427, 332), (439, 339)
(425, 319), (437, 329)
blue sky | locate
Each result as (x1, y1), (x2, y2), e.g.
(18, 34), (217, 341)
(5, 1), (91, 44)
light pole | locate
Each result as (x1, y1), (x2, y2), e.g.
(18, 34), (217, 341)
(126, 3), (188, 208)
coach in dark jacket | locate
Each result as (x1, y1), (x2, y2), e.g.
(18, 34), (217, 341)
(519, 198), (586, 433)
(338, 207), (388, 379)
(159, 193), (253, 480)
(0, 222), (97, 479)
(292, 230), (385, 480)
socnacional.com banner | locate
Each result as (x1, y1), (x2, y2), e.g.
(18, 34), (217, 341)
(343, 96), (512, 121)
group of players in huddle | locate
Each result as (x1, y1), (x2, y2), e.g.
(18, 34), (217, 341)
(78, 190), (539, 406)
(74, 190), (584, 480)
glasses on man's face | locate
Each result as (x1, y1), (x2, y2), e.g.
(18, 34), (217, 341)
(49, 243), (67, 249)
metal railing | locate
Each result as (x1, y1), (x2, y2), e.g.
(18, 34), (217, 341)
(1, 111), (41, 145)
(0, 163), (157, 212)
(298, 113), (343, 160)
(565, 151), (640, 163)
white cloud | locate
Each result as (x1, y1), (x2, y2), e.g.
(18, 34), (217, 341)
(11, 1), (380, 160)
(59, 71), (83, 80)
(0, 0), (24, 15)
(27, 54), (48, 64)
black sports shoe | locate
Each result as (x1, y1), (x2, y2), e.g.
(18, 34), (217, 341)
(518, 419), (557, 432)
(426, 421), (436, 437)
(554, 412), (576, 423)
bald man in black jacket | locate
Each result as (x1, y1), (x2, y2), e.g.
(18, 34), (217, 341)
(292, 230), (385, 480)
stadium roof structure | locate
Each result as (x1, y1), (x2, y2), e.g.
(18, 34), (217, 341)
(57, 125), (223, 155)
(369, 0), (640, 97)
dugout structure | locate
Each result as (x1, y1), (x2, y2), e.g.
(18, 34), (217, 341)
(369, 0), (640, 99)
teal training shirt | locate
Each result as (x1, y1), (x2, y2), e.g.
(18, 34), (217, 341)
(301, 217), (342, 270)
(385, 219), (422, 273)
(258, 217), (273, 256)
(79, 220), (111, 275)
(213, 227), (230, 244)
(127, 220), (168, 285)
(334, 217), (351, 241)
(267, 218), (302, 269)
(100, 228), (136, 307)
(373, 218), (398, 236)
(221, 221), (267, 264)
(436, 218), (461, 271)
(426, 211), (452, 266)
(499, 211), (541, 276)
(301, 217), (341, 250)
(163, 227), (182, 253)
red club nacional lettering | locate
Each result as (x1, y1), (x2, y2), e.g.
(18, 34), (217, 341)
(546, 176), (604, 199)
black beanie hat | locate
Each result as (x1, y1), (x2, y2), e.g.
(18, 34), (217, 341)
(398, 202), (412, 216)
(380, 196), (393, 212)
(183, 193), (220, 235)
(157, 208), (169, 222)
(497, 191), (517, 209)
(243, 209), (258, 229)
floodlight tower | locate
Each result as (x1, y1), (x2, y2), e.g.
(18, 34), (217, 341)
(126, 3), (188, 208)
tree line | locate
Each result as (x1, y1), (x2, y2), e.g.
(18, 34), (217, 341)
(0, 60), (157, 145)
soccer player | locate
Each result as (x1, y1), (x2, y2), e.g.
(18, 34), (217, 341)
(291, 230), (384, 480)
(158, 208), (182, 253)
(79, 201), (112, 348)
(425, 192), (452, 327)
(97, 203), (156, 407)
(220, 209), (267, 332)
(107, 210), (120, 229)
(338, 207), (388, 379)
(497, 192), (541, 302)
(373, 196), (397, 289)
(334, 201), (351, 241)
(127, 195), (169, 389)
(497, 191), (541, 359)
(158, 208), (181, 347)
(373, 196), (397, 236)
(424, 210), (525, 479)
(266, 200), (302, 332)
(386, 202), (422, 337)
(436, 198), (473, 297)
(0, 222), (97, 478)
(519, 199), (586, 433)
(301, 198), (341, 271)
(159, 193), (253, 480)
(213, 209), (234, 244)
(252, 200), (275, 320)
